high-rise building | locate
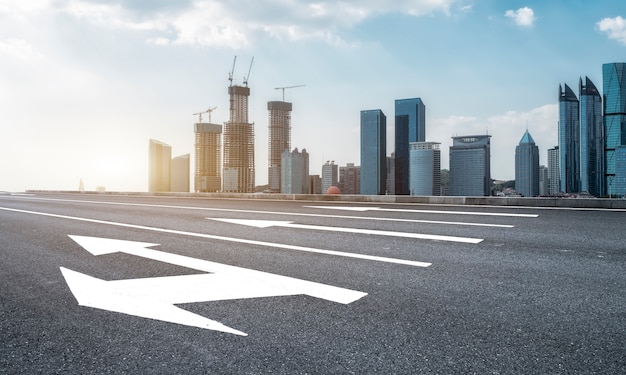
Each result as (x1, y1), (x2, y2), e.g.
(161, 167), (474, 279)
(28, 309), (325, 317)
(268, 101), (292, 192)
(171, 154), (190, 192)
(547, 146), (560, 195)
(340, 163), (360, 195)
(194, 123), (222, 192)
(409, 142), (440, 196)
(281, 148), (309, 194)
(386, 153), (395, 195)
(515, 130), (540, 197)
(614, 146), (626, 197)
(449, 135), (491, 196)
(309, 175), (322, 194)
(223, 83), (255, 193)
(148, 139), (171, 192)
(539, 165), (549, 196)
(559, 83), (580, 193)
(360, 109), (387, 195)
(603, 62), (626, 196)
(579, 77), (604, 196)
(394, 98), (425, 195)
(321, 161), (338, 193)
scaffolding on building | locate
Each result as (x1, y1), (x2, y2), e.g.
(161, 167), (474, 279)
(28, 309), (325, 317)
(267, 101), (292, 192)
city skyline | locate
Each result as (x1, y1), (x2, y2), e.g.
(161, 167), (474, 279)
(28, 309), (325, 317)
(2, 1), (626, 192)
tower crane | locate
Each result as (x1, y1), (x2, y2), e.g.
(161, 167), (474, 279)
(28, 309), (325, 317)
(228, 56), (237, 86)
(193, 106), (217, 123)
(243, 56), (254, 87)
(274, 84), (306, 101)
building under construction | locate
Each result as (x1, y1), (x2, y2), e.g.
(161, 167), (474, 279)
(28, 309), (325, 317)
(267, 101), (292, 192)
(223, 58), (255, 193)
(194, 122), (222, 192)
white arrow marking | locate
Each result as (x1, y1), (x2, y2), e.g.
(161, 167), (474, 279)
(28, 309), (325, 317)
(63, 235), (367, 335)
(209, 218), (483, 244)
(305, 206), (539, 218)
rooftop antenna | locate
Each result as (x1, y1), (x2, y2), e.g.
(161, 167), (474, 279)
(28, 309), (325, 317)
(274, 84), (306, 101)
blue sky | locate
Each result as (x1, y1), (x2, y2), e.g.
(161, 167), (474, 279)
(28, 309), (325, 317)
(1, 0), (625, 192)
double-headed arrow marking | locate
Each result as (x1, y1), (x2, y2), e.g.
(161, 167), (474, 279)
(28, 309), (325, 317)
(62, 235), (367, 336)
(208, 218), (484, 244)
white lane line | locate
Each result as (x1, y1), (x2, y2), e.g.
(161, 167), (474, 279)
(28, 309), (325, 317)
(0, 206), (431, 268)
(1, 196), (514, 228)
(305, 206), (539, 218)
(209, 218), (483, 244)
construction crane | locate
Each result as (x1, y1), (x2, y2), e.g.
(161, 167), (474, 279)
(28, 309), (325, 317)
(274, 84), (305, 101)
(228, 56), (237, 86)
(193, 106), (217, 123)
(243, 56), (254, 87)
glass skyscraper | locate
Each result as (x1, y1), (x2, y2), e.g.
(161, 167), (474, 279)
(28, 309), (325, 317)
(449, 135), (491, 196)
(559, 83), (580, 193)
(603, 62), (626, 196)
(515, 130), (540, 197)
(547, 146), (560, 195)
(360, 109), (387, 195)
(409, 142), (441, 196)
(394, 98), (425, 195)
(579, 77), (604, 196)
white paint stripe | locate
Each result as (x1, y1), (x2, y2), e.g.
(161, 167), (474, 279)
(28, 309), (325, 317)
(2, 196), (514, 228)
(0, 206), (432, 268)
(209, 218), (483, 244)
(305, 206), (539, 218)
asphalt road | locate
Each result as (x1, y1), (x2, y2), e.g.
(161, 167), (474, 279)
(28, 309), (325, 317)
(1, 192), (625, 374)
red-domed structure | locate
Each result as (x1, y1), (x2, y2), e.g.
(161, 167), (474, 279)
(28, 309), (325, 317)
(326, 186), (341, 195)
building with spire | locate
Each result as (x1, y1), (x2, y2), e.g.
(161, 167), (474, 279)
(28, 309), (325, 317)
(515, 130), (540, 197)
(579, 77), (604, 196)
(559, 83), (580, 194)
(394, 98), (425, 195)
(603, 62), (626, 197)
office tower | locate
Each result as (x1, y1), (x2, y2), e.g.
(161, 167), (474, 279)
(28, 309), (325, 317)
(615, 146), (626, 196)
(339, 163), (360, 195)
(539, 165), (549, 196)
(449, 135), (491, 196)
(409, 142), (441, 196)
(360, 109), (387, 195)
(515, 130), (540, 197)
(268, 101), (292, 192)
(321, 161), (338, 193)
(547, 146), (560, 195)
(579, 77), (604, 196)
(281, 148), (309, 194)
(394, 98), (425, 195)
(559, 83), (580, 193)
(603, 62), (626, 196)
(171, 154), (190, 192)
(386, 153), (395, 195)
(194, 123), (222, 192)
(223, 83), (254, 193)
(148, 139), (171, 192)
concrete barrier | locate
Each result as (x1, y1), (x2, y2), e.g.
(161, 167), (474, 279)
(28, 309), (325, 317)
(25, 190), (626, 209)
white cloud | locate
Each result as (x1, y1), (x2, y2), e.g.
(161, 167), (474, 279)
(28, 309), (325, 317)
(505, 7), (535, 27)
(597, 16), (626, 45)
(0, 38), (43, 60)
(46, 0), (461, 48)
